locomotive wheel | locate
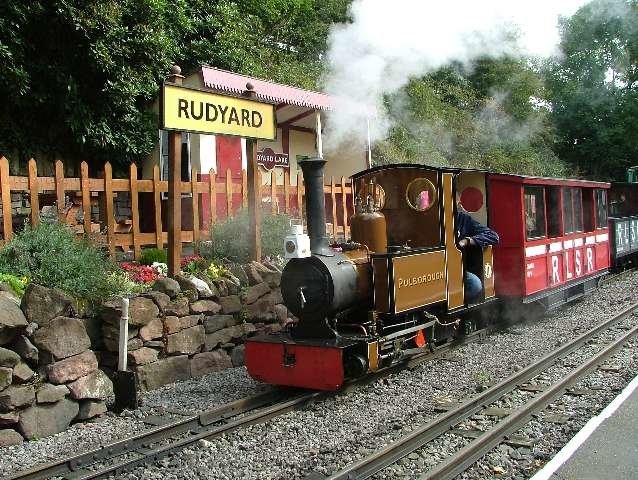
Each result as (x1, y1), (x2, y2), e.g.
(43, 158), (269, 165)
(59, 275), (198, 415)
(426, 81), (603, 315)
(462, 318), (477, 336)
(344, 353), (368, 379)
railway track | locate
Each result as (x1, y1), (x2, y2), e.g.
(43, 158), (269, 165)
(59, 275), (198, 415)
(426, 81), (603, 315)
(321, 301), (638, 480)
(8, 327), (490, 480)
(599, 266), (636, 286)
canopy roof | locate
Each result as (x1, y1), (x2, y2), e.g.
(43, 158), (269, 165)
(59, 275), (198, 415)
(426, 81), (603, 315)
(201, 66), (335, 111)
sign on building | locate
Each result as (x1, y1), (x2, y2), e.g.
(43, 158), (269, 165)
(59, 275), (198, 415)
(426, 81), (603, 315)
(162, 84), (276, 140)
(257, 148), (289, 170)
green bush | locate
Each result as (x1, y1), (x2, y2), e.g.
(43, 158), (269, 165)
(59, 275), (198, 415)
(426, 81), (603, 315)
(202, 209), (291, 263)
(0, 273), (28, 297)
(0, 223), (122, 304)
(139, 248), (167, 266)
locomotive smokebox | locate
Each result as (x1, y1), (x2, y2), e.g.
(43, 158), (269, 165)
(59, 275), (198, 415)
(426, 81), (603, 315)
(298, 157), (333, 256)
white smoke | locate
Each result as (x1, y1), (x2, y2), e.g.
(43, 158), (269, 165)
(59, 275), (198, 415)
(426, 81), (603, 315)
(323, 0), (588, 153)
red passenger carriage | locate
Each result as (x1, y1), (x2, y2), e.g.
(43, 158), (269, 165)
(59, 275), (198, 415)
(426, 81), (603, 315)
(488, 174), (610, 308)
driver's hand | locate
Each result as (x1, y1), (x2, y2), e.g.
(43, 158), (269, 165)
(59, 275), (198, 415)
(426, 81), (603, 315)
(458, 238), (470, 249)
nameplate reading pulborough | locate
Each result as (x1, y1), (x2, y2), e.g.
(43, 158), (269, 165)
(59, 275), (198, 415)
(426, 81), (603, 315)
(162, 84), (276, 140)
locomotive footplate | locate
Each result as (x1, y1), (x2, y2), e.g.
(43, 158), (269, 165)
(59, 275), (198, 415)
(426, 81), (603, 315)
(245, 334), (365, 391)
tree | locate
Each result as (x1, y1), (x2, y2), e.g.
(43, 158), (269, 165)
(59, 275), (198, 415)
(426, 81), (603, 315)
(0, 0), (351, 172)
(375, 58), (565, 177)
(544, 0), (638, 180)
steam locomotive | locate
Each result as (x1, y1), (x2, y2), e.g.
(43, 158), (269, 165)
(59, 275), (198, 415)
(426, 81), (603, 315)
(245, 158), (627, 391)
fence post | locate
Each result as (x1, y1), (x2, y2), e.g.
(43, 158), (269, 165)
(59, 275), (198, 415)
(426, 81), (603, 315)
(191, 166), (200, 253)
(209, 169), (216, 226)
(55, 160), (65, 222)
(80, 162), (91, 235)
(342, 176), (349, 239)
(130, 163), (141, 260)
(0, 157), (12, 242)
(28, 159), (40, 227)
(242, 169), (248, 209)
(104, 162), (116, 259)
(226, 168), (232, 218)
(284, 170), (290, 213)
(153, 165), (163, 250)
(331, 176), (337, 238)
(297, 176), (303, 219)
(271, 170), (277, 214)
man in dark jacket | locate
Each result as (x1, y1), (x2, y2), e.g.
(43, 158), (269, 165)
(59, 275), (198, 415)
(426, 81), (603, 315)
(456, 208), (499, 301)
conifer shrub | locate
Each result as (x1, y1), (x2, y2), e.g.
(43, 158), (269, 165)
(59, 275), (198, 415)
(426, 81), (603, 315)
(0, 223), (133, 303)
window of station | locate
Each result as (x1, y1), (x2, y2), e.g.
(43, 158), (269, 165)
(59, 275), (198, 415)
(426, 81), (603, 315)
(547, 186), (562, 237)
(524, 186), (546, 240)
(595, 189), (608, 228)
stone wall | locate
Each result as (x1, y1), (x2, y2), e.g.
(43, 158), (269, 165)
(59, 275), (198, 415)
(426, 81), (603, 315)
(97, 260), (290, 392)
(0, 285), (113, 446)
(0, 259), (290, 444)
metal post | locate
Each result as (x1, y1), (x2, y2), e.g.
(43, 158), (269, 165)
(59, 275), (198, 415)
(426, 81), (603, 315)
(244, 83), (262, 261)
(167, 65), (184, 276)
(118, 297), (130, 372)
(113, 297), (137, 411)
(316, 111), (323, 158)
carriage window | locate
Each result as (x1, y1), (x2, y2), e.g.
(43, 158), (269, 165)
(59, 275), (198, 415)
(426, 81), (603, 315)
(595, 189), (608, 228)
(573, 189), (584, 232)
(406, 178), (437, 212)
(563, 188), (574, 234)
(583, 189), (595, 232)
(524, 186), (546, 240)
(547, 186), (562, 238)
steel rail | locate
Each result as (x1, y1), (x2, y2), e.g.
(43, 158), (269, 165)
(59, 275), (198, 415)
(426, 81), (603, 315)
(324, 302), (638, 480)
(421, 322), (638, 480)
(7, 389), (287, 480)
(599, 266), (636, 286)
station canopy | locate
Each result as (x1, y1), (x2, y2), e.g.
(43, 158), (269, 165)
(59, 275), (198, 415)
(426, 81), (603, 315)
(199, 66), (335, 131)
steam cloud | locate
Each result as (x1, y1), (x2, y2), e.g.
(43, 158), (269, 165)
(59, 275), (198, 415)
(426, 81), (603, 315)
(323, 0), (589, 155)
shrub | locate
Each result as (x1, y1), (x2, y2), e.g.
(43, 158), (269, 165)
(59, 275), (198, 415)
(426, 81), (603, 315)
(120, 262), (160, 284)
(0, 273), (28, 297)
(139, 248), (167, 266)
(202, 209), (291, 263)
(181, 255), (208, 273)
(0, 223), (121, 304)
(206, 261), (229, 280)
(104, 271), (149, 295)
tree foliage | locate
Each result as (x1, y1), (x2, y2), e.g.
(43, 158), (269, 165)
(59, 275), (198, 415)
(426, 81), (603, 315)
(0, 0), (350, 170)
(375, 58), (565, 177)
(544, 0), (638, 180)
(2, 0), (637, 180)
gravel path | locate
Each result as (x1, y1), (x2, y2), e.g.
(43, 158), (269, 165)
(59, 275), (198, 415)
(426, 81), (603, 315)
(2, 271), (637, 480)
(114, 271), (638, 480)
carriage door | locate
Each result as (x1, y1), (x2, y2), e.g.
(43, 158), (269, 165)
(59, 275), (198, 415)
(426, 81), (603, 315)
(456, 172), (495, 299)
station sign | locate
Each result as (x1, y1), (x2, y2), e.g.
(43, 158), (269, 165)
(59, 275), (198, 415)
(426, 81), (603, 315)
(257, 148), (289, 170)
(162, 84), (276, 140)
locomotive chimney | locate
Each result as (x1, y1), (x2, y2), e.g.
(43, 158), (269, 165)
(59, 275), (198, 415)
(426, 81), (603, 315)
(299, 157), (333, 256)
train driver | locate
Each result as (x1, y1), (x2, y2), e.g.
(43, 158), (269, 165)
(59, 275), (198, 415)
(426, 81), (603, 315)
(455, 199), (499, 301)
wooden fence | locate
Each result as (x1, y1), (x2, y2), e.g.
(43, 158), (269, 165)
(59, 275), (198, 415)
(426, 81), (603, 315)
(0, 157), (354, 260)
